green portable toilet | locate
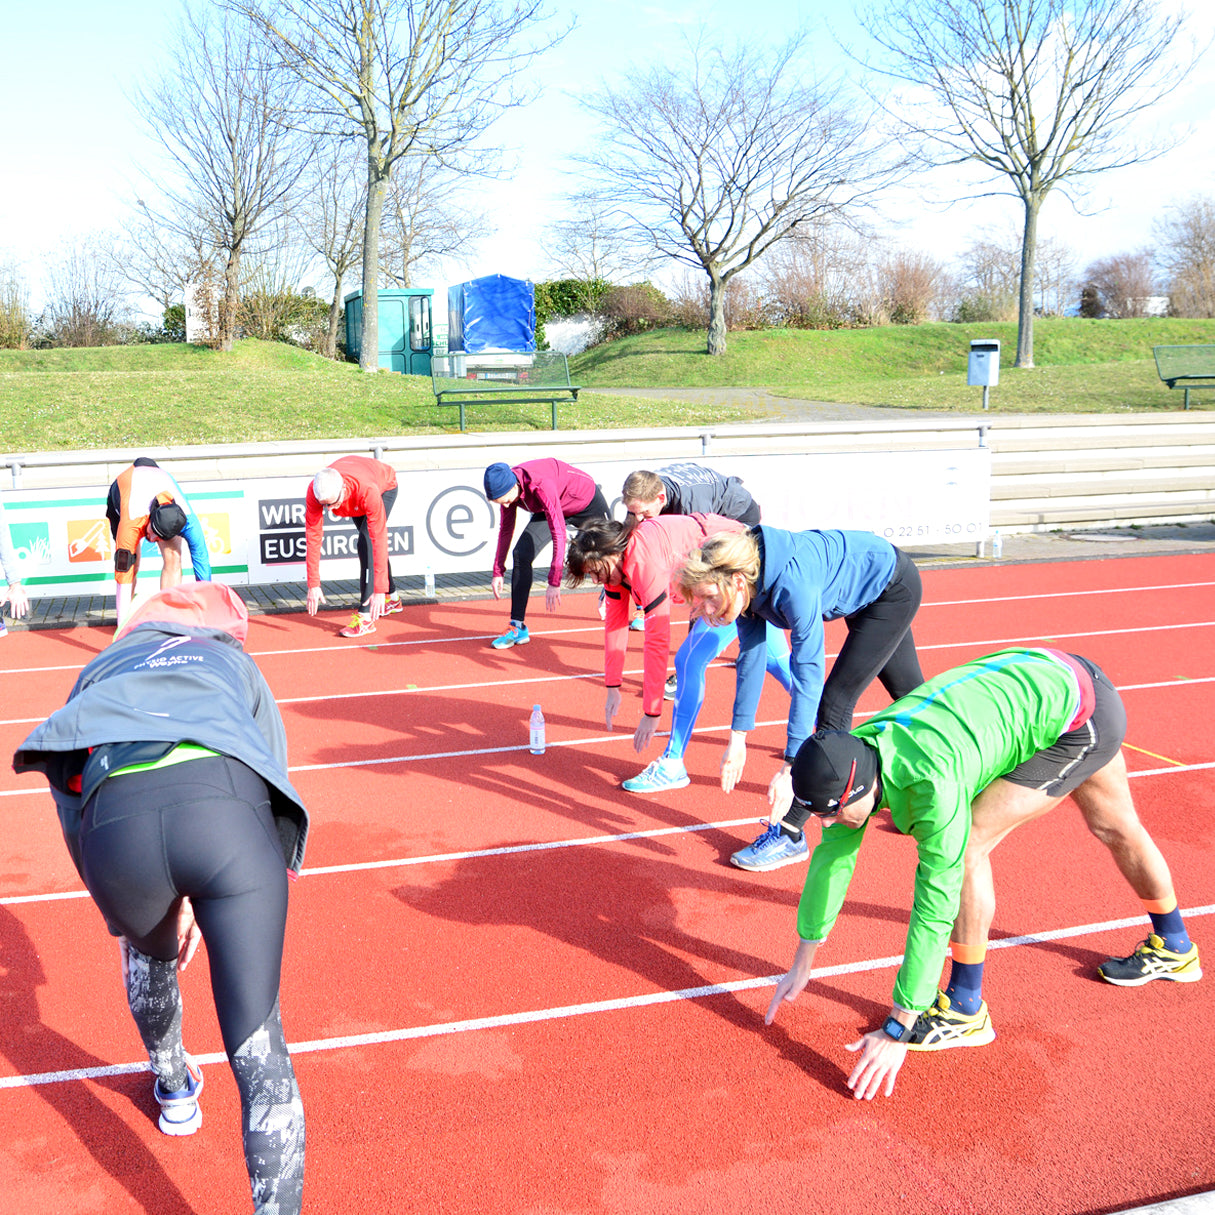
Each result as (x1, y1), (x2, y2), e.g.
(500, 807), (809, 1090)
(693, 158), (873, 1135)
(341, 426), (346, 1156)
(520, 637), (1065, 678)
(344, 288), (434, 375)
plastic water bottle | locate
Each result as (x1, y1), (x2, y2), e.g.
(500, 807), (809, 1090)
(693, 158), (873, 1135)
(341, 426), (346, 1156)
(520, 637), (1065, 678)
(529, 704), (546, 755)
(424, 564), (435, 597)
(991, 529), (1003, 559)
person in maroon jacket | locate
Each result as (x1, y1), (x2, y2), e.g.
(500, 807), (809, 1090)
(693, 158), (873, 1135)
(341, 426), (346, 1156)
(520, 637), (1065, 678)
(483, 459), (609, 649)
(305, 456), (402, 638)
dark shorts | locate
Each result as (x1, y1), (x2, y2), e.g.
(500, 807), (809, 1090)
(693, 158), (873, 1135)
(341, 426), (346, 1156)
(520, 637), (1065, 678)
(1002, 655), (1126, 798)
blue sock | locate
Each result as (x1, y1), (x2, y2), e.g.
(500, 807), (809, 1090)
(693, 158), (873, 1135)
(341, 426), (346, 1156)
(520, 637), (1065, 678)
(1149, 906), (1191, 953)
(944, 961), (985, 1015)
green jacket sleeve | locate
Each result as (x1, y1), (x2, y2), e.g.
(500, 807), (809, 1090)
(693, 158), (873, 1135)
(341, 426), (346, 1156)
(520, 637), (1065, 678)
(891, 779), (972, 1012)
(796, 818), (869, 941)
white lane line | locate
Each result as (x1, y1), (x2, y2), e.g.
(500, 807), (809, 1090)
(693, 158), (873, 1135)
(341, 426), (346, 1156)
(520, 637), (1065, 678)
(5, 698), (1215, 797)
(914, 619), (1215, 654)
(0, 818), (763, 902)
(2, 574), (1214, 678)
(927, 581), (1215, 607)
(8, 626), (1211, 723)
(6, 755), (1214, 899)
(4, 903), (1213, 1092)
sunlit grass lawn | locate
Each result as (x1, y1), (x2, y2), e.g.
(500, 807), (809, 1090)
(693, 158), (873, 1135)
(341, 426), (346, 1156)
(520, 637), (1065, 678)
(572, 317), (1215, 412)
(4, 315), (1213, 451)
(0, 341), (748, 450)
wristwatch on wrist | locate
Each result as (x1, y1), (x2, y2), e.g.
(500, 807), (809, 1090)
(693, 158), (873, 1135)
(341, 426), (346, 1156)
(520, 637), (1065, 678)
(881, 1014), (909, 1042)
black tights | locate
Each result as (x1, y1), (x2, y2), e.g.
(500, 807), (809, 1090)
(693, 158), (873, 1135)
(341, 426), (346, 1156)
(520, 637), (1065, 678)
(509, 487), (610, 621)
(784, 548), (925, 834)
(79, 756), (304, 1214)
(353, 485), (398, 611)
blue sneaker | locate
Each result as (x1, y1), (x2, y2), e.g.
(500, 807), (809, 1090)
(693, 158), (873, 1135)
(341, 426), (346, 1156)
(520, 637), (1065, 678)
(730, 823), (809, 871)
(491, 623), (530, 649)
(622, 757), (690, 793)
(154, 1056), (204, 1136)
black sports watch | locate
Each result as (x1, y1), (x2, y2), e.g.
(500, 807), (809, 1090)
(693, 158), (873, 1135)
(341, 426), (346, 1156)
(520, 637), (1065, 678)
(882, 1015), (909, 1042)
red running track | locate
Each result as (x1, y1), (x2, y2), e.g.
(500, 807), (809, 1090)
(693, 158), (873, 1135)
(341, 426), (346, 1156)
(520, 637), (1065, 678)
(1, 553), (1214, 1214)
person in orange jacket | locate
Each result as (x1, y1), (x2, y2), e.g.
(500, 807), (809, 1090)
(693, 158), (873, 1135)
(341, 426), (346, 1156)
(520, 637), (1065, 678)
(305, 456), (402, 638)
(106, 457), (212, 629)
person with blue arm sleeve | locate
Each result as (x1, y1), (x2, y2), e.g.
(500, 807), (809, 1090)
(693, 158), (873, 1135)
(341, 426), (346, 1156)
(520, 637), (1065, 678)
(106, 457), (212, 627)
(677, 525), (924, 872)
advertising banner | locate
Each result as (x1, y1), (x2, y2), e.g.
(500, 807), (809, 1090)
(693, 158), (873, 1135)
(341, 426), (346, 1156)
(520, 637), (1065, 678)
(4, 449), (990, 597)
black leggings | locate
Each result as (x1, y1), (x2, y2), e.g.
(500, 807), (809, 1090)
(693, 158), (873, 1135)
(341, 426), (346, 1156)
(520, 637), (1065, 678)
(353, 485), (398, 611)
(510, 486), (610, 621)
(816, 547), (925, 730)
(785, 548), (925, 833)
(78, 755), (304, 1214)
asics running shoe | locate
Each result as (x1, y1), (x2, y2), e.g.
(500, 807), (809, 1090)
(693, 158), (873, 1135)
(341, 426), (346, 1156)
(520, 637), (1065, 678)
(1098, 935), (1202, 986)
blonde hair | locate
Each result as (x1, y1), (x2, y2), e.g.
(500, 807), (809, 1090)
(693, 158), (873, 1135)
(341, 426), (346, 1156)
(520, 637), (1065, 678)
(312, 467), (343, 505)
(676, 529), (761, 599)
(622, 469), (663, 502)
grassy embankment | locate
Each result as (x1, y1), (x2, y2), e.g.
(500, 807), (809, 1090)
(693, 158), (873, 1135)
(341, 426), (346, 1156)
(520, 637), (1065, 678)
(2, 316), (1212, 451)
(0, 341), (742, 451)
(573, 317), (1215, 412)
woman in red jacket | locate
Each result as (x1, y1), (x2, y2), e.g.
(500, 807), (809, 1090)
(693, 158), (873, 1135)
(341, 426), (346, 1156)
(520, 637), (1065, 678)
(566, 515), (791, 787)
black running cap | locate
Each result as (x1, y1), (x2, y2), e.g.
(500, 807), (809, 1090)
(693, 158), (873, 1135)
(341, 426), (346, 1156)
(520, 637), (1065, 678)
(791, 730), (878, 813)
(148, 501), (187, 540)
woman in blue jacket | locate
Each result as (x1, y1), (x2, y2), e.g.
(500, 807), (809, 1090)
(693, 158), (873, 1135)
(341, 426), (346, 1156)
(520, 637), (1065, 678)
(676, 526), (925, 873)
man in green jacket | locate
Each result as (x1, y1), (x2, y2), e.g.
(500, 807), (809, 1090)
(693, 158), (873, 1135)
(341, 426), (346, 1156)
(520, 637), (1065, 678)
(765, 647), (1200, 1100)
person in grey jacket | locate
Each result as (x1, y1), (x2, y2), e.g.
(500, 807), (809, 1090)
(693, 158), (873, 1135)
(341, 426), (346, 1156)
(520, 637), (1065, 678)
(621, 463), (760, 527)
(13, 582), (307, 1215)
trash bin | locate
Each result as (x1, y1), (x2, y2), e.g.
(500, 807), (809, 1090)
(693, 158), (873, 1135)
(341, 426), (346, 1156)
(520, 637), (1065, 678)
(968, 339), (1001, 387)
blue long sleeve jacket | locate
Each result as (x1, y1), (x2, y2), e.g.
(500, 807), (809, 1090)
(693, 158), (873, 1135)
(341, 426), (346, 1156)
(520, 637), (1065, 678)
(732, 526), (897, 760)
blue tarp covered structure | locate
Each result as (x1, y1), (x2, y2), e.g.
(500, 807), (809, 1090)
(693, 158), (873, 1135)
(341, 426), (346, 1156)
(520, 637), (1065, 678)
(447, 275), (535, 353)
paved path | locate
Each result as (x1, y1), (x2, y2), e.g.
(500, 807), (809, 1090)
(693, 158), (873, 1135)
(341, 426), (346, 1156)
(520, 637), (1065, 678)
(589, 385), (926, 422)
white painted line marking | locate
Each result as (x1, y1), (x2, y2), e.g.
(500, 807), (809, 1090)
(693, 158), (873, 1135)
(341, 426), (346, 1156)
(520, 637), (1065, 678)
(3, 904), (1212, 1091)
(5, 754), (1212, 895)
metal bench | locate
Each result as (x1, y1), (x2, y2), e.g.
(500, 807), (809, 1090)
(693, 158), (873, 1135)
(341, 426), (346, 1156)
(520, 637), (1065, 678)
(1153, 345), (1215, 410)
(431, 351), (581, 431)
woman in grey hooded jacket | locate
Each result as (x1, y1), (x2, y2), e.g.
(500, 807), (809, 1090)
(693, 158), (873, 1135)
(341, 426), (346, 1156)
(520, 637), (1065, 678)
(13, 582), (307, 1215)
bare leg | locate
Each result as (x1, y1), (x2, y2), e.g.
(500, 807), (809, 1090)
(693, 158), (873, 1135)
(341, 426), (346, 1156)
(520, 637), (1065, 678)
(953, 778), (1063, 948)
(158, 536), (185, 589)
(1070, 749), (1174, 901)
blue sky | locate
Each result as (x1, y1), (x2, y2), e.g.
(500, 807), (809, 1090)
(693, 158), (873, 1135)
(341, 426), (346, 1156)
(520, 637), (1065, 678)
(2, 0), (1212, 316)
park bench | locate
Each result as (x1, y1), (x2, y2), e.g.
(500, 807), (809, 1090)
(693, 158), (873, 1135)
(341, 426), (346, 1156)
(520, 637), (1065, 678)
(431, 350), (581, 431)
(1153, 345), (1215, 410)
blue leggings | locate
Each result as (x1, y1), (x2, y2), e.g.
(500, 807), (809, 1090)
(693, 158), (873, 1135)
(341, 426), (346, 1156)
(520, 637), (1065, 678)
(664, 620), (792, 760)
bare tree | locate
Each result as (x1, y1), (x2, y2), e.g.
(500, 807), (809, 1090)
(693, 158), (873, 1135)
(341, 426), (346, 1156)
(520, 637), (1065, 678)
(581, 31), (894, 355)
(378, 157), (491, 288)
(1155, 195), (1215, 319)
(1034, 235), (1076, 315)
(115, 200), (219, 318)
(1083, 249), (1157, 317)
(862, 0), (1199, 366)
(878, 249), (949, 323)
(760, 223), (877, 328)
(296, 136), (365, 357)
(230, 0), (565, 371)
(133, 5), (312, 350)
(239, 238), (322, 341)
(542, 191), (635, 301)
(39, 236), (132, 347)
(0, 258), (33, 350)
(949, 232), (1021, 321)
